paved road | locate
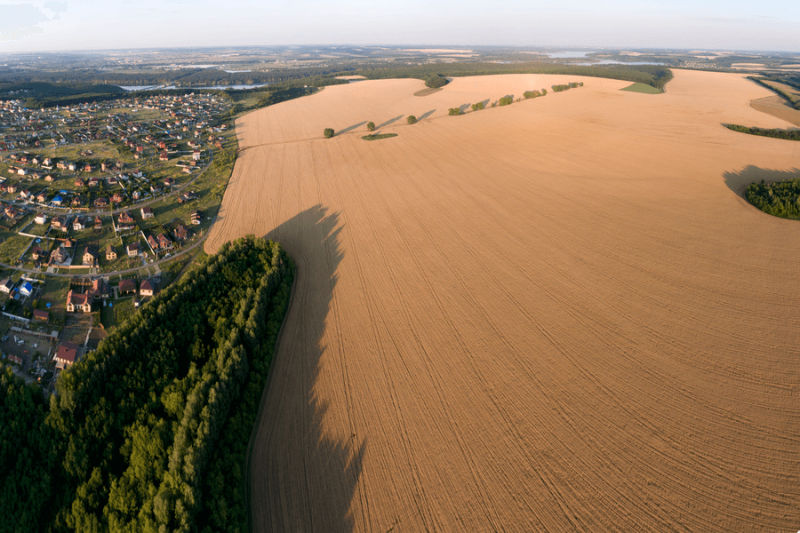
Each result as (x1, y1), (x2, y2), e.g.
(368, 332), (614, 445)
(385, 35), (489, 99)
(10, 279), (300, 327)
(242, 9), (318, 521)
(0, 233), (207, 278)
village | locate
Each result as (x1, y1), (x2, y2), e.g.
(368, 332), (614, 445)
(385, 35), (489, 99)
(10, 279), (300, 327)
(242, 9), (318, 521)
(0, 91), (236, 390)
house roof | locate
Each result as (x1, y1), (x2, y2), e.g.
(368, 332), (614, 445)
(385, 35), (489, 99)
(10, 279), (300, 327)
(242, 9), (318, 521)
(33, 309), (49, 320)
(68, 290), (89, 306)
(119, 279), (136, 292)
(56, 341), (78, 363)
(141, 279), (154, 292)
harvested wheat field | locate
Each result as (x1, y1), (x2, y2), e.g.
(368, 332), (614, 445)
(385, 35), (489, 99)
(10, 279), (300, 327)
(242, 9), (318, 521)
(206, 70), (800, 532)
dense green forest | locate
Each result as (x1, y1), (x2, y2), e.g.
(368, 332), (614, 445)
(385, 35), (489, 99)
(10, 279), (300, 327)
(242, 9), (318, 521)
(745, 179), (800, 220)
(346, 62), (673, 90)
(0, 236), (294, 533)
(726, 124), (800, 141)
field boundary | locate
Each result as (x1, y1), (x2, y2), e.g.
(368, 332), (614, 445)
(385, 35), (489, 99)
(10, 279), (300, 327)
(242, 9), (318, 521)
(244, 253), (301, 533)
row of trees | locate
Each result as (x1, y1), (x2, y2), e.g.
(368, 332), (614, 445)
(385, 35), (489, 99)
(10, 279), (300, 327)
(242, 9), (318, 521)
(551, 82), (584, 92)
(748, 76), (800, 110)
(726, 124), (800, 141)
(523, 88), (547, 99)
(0, 235), (295, 532)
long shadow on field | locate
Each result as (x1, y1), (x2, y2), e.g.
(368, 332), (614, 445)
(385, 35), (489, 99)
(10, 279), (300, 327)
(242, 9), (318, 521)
(337, 121), (367, 136)
(723, 165), (800, 197)
(459, 103), (471, 113)
(250, 205), (364, 533)
(376, 114), (403, 129)
(418, 109), (436, 121)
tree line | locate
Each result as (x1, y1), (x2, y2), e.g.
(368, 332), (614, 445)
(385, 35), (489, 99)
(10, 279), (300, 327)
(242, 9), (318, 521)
(726, 124), (800, 141)
(0, 235), (295, 533)
(344, 62), (672, 90)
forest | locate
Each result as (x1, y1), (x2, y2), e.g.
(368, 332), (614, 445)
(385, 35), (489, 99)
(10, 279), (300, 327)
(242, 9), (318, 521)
(0, 235), (295, 533)
(745, 179), (800, 220)
(346, 62), (673, 90)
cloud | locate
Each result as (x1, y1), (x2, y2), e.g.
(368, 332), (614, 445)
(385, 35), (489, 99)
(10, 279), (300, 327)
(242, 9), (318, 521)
(0, 4), (51, 41)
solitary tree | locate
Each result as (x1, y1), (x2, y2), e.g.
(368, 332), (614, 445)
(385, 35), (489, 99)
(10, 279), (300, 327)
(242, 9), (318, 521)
(471, 102), (485, 111)
(407, 115), (417, 124)
(323, 128), (334, 138)
(366, 122), (376, 131)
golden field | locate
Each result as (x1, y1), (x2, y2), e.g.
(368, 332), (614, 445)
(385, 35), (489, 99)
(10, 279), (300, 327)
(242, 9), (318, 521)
(207, 70), (800, 532)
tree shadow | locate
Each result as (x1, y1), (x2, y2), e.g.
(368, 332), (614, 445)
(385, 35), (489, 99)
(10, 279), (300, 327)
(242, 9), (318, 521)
(336, 121), (367, 136)
(376, 115), (403, 129)
(723, 165), (800, 197)
(418, 109), (436, 121)
(478, 99), (490, 108)
(248, 204), (365, 533)
(459, 103), (471, 113)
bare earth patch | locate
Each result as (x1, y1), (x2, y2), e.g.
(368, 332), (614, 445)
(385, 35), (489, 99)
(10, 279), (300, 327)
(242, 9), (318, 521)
(208, 71), (800, 533)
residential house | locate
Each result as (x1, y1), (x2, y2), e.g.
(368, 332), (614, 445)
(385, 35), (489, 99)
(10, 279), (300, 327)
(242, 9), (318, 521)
(34, 213), (46, 224)
(33, 309), (49, 322)
(36, 192), (47, 203)
(17, 168), (28, 176)
(51, 215), (68, 230)
(31, 246), (44, 260)
(157, 233), (172, 250)
(163, 177), (175, 187)
(44, 174), (55, 182)
(192, 150), (201, 161)
(83, 163), (94, 173)
(117, 211), (135, 230)
(5, 184), (16, 194)
(173, 224), (189, 241)
(72, 216), (85, 230)
(159, 152), (169, 161)
(94, 216), (102, 230)
(55, 341), (79, 369)
(147, 234), (159, 251)
(88, 177), (100, 187)
(140, 279), (154, 297)
(66, 291), (91, 313)
(83, 246), (97, 266)
(106, 245), (117, 261)
(126, 242), (140, 257)
(18, 282), (33, 297)
(111, 193), (124, 204)
(141, 206), (154, 219)
(118, 279), (136, 295)
(74, 178), (85, 187)
(0, 278), (14, 293)
(94, 197), (108, 208)
(88, 278), (110, 299)
(52, 195), (64, 206)
(50, 247), (68, 264)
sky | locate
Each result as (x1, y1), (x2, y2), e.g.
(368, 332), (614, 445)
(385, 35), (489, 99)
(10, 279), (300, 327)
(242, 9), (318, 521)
(0, 0), (798, 53)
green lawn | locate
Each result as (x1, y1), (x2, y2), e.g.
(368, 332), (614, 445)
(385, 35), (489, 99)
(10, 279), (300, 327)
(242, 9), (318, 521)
(0, 233), (34, 264)
(621, 83), (663, 94)
(101, 298), (135, 331)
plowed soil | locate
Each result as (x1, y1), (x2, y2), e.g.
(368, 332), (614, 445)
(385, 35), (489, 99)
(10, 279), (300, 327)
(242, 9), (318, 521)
(207, 70), (800, 533)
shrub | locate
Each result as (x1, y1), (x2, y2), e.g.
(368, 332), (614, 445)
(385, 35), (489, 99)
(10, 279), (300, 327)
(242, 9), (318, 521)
(366, 122), (375, 131)
(498, 96), (513, 106)
(323, 128), (334, 138)
(471, 102), (485, 111)
(448, 108), (463, 116)
(407, 115), (417, 124)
